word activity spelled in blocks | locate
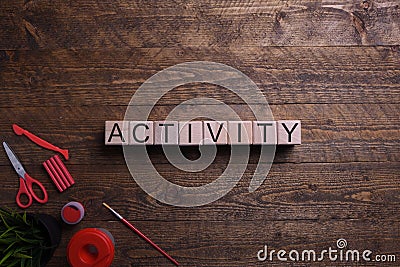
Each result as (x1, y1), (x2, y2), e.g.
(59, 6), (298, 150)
(105, 120), (301, 146)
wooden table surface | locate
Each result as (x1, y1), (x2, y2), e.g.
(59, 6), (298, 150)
(1, 1), (399, 266)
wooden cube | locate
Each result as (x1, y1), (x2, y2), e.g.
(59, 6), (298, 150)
(253, 121), (277, 145)
(228, 121), (252, 145)
(203, 121), (228, 145)
(277, 120), (301, 145)
(179, 121), (203, 145)
(154, 121), (179, 145)
(105, 121), (129, 145)
(130, 121), (154, 145)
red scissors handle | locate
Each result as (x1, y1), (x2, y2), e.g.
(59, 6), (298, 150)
(16, 174), (48, 209)
(16, 178), (33, 209)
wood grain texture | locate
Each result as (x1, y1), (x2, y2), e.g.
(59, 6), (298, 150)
(0, 0), (399, 266)
(1, 47), (399, 106)
(0, 162), (398, 221)
(1, 0), (399, 49)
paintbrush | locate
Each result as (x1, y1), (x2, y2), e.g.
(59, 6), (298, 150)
(102, 202), (179, 266)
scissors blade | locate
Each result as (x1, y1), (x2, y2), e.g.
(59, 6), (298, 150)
(3, 142), (27, 178)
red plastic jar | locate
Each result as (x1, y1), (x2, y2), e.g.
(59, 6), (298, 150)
(67, 228), (115, 267)
(61, 201), (85, 225)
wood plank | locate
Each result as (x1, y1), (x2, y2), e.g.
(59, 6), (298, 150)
(40, 220), (400, 266)
(0, 104), (398, 165)
(1, 47), (399, 106)
(1, 77), (398, 106)
(1, 0), (399, 49)
(2, 47), (399, 70)
(1, 70), (398, 105)
(0, 162), (398, 221)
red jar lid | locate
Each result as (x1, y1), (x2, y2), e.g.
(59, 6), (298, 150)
(67, 228), (114, 267)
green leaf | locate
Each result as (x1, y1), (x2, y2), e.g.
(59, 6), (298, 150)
(13, 245), (34, 254)
(16, 233), (40, 245)
(14, 253), (32, 259)
(0, 213), (10, 229)
(0, 226), (17, 238)
(4, 240), (18, 253)
(0, 237), (16, 244)
(0, 249), (13, 265)
(22, 213), (28, 225)
(0, 208), (49, 267)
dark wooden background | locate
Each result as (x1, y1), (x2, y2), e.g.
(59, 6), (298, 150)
(1, 0), (399, 266)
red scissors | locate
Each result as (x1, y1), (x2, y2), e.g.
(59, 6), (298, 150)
(3, 142), (48, 209)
